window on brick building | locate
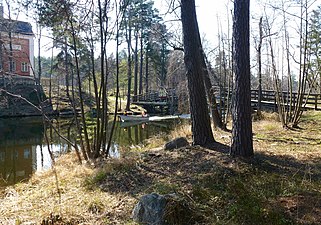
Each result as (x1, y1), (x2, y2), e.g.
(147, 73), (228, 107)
(21, 62), (29, 72)
(9, 60), (16, 72)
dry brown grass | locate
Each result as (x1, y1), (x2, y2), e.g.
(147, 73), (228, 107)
(0, 153), (137, 224)
(253, 112), (321, 159)
(1, 111), (320, 224)
(143, 123), (192, 150)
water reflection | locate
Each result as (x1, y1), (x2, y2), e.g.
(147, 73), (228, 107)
(0, 116), (182, 187)
(0, 117), (43, 186)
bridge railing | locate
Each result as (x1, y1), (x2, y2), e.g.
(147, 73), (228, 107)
(251, 89), (321, 110)
(132, 89), (321, 111)
(133, 89), (177, 103)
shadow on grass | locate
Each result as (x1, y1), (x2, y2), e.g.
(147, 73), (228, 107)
(88, 141), (321, 225)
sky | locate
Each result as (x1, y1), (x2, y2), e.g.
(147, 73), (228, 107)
(3, 0), (321, 60)
(3, 0), (231, 58)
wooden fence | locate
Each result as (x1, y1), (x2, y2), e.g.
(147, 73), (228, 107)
(251, 89), (321, 110)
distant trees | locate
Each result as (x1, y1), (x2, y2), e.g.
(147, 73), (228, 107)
(15, 0), (321, 160)
(230, 0), (253, 157)
(20, 0), (114, 159)
(253, 0), (317, 128)
(120, 0), (170, 108)
(307, 5), (321, 95)
(166, 51), (189, 113)
(15, 0), (173, 159)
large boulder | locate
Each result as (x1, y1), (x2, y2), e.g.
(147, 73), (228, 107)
(132, 193), (197, 225)
(164, 137), (189, 150)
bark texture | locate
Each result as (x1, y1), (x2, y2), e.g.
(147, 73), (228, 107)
(231, 0), (254, 157)
(181, 0), (215, 146)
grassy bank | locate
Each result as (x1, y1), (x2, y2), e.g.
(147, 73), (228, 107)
(43, 85), (145, 115)
(1, 112), (321, 224)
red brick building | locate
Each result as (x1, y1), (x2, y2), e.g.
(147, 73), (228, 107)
(0, 5), (34, 78)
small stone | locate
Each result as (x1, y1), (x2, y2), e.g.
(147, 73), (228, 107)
(164, 137), (189, 150)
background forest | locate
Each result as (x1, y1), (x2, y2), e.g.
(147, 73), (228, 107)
(0, 0), (320, 160)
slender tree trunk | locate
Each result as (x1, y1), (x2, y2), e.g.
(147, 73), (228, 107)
(292, 0), (309, 127)
(139, 30), (144, 96)
(70, 67), (88, 161)
(37, 28), (42, 85)
(161, 43), (166, 87)
(133, 29), (139, 102)
(98, 0), (109, 155)
(145, 50), (149, 94)
(0, 32), (2, 73)
(49, 43), (54, 105)
(202, 53), (225, 130)
(231, 0), (253, 157)
(64, 37), (70, 99)
(69, 18), (91, 157)
(89, 0), (101, 156)
(225, 8), (233, 124)
(126, 21), (132, 111)
(281, 0), (293, 125)
(106, 3), (120, 155)
(202, 61), (225, 130)
(181, 0), (215, 146)
(257, 17), (263, 113)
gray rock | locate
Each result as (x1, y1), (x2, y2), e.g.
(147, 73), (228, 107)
(164, 137), (189, 150)
(132, 193), (196, 225)
(132, 193), (166, 225)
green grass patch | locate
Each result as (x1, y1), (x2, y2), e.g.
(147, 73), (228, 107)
(151, 181), (180, 195)
(84, 170), (108, 189)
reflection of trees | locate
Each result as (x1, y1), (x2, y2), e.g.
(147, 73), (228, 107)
(134, 126), (139, 144)
(0, 117), (44, 146)
(127, 127), (133, 145)
(113, 119), (179, 147)
(48, 118), (78, 146)
(0, 117), (183, 186)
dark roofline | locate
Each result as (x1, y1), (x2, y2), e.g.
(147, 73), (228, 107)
(0, 18), (34, 35)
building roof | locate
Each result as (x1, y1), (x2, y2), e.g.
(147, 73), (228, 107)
(0, 18), (33, 35)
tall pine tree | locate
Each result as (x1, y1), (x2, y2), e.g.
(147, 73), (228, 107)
(230, 0), (254, 157)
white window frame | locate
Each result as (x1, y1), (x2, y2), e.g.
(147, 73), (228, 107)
(4, 44), (22, 51)
(21, 62), (29, 72)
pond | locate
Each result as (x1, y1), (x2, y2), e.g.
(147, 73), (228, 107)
(0, 116), (185, 187)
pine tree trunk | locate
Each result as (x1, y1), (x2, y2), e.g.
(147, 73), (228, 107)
(230, 0), (254, 157)
(181, 0), (215, 146)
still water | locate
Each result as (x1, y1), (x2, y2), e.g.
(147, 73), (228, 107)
(0, 116), (183, 187)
